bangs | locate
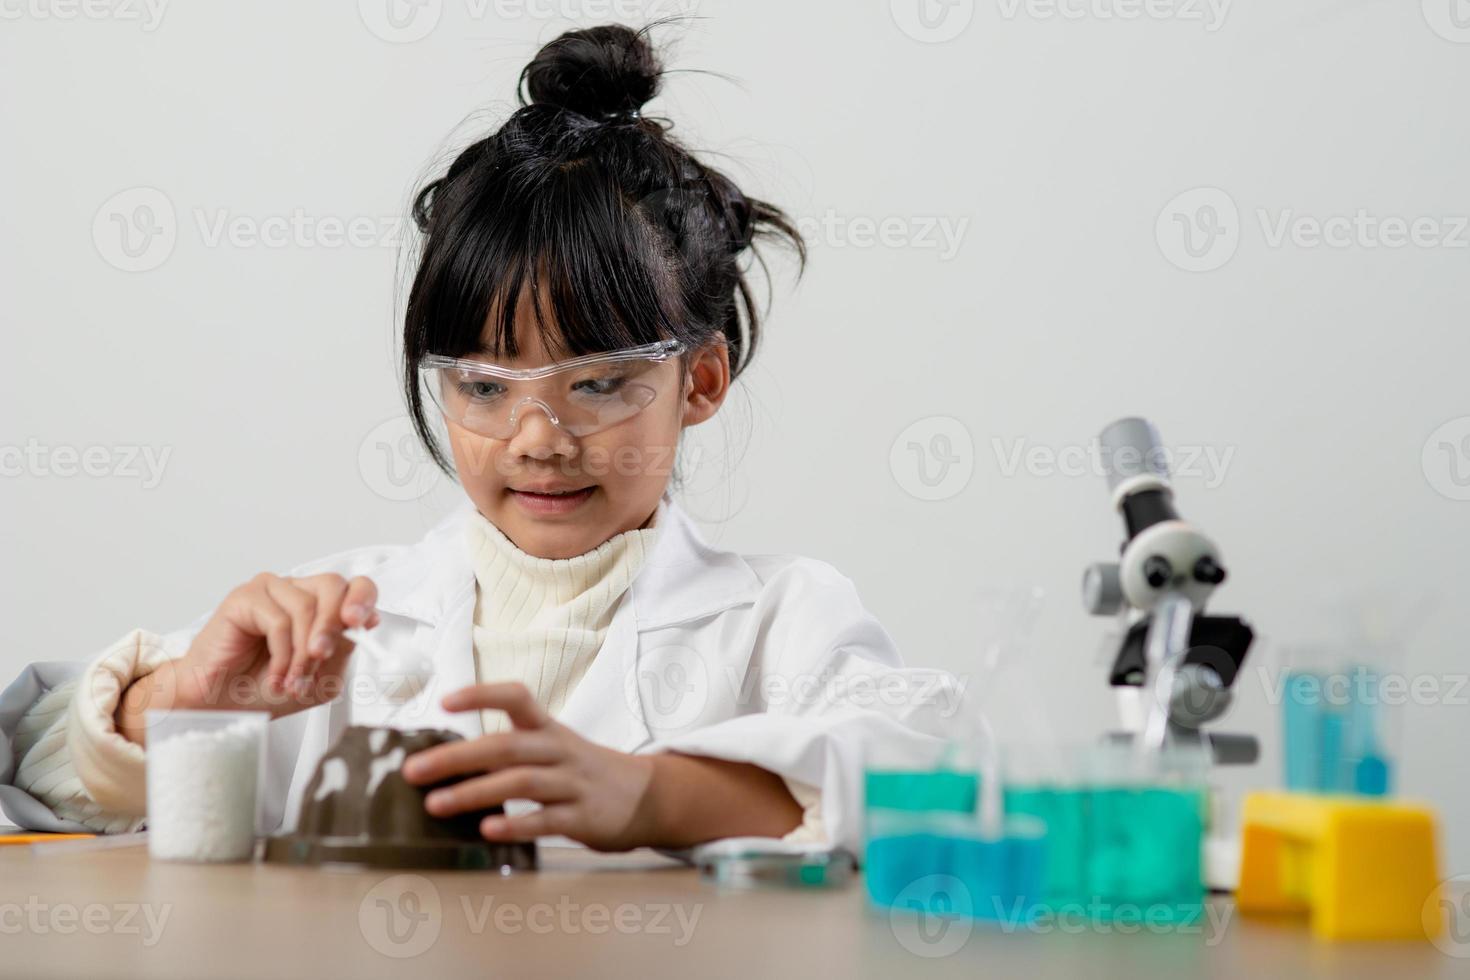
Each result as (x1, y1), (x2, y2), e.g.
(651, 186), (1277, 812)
(409, 157), (680, 365)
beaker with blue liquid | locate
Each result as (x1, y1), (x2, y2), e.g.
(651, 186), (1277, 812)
(1282, 660), (1395, 797)
(864, 741), (1208, 926)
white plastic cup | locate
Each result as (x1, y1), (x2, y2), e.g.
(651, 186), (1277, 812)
(145, 710), (266, 862)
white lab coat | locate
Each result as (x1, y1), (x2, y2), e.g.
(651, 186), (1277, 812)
(0, 492), (964, 853)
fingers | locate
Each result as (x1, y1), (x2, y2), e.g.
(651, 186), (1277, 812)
(441, 682), (551, 730)
(316, 631), (358, 682)
(403, 730), (563, 785)
(424, 767), (577, 818)
(217, 573), (379, 697)
(226, 580), (294, 694)
(283, 574), (385, 693)
(342, 576), (379, 629)
(479, 805), (579, 843)
(304, 573), (348, 666)
(264, 577), (318, 695)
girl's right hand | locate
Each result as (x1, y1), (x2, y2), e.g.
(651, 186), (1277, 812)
(116, 573), (379, 742)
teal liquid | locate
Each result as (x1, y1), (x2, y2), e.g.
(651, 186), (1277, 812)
(864, 769), (978, 813)
(1085, 787), (1204, 922)
(864, 770), (1204, 924)
(1002, 785), (1204, 923)
(1004, 787), (1087, 903)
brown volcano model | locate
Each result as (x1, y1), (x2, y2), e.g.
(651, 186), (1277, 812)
(262, 725), (538, 871)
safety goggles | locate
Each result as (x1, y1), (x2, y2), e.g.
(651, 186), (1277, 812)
(420, 339), (686, 439)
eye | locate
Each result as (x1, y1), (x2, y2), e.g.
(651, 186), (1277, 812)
(572, 374), (628, 397)
(455, 379), (506, 401)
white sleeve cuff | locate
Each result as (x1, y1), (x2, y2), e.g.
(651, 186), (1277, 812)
(65, 629), (178, 818)
(779, 777), (828, 845)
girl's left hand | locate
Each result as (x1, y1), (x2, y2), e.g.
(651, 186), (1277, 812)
(401, 682), (658, 852)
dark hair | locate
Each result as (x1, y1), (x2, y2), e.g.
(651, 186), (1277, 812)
(402, 22), (806, 475)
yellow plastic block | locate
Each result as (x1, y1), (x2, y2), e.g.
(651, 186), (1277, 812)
(1236, 791), (1441, 941)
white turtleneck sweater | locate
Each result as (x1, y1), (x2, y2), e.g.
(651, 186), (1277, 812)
(464, 508), (659, 734)
(12, 509), (823, 841)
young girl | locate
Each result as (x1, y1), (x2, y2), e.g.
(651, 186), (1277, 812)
(0, 25), (958, 854)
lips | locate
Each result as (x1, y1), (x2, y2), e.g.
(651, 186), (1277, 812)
(506, 485), (597, 514)
(509, 485), (594, 495)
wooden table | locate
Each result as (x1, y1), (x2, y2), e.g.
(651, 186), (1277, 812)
(1, 838), (1461, 979)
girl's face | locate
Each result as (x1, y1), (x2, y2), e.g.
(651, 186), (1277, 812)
(444, 306), (729, 559)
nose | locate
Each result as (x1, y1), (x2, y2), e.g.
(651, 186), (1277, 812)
(503, 398), (579, 461)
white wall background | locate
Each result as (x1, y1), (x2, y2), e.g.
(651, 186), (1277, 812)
(2, 1), (1467, 869)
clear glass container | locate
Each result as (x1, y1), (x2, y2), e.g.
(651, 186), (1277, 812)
(145, 710), (267, 862)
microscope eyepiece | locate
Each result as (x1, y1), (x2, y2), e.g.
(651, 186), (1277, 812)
(1193, 555), (1227, 585)
(1143, 555), (1173, 589)
(1098, 417), (1171, 496)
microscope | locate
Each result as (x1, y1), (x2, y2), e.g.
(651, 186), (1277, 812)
(1082, 418), (1258, 766)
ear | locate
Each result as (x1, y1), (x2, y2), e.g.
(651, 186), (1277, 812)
(680, 340), (731, 428)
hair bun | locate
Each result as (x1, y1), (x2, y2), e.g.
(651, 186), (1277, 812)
(521, 25), (662, 122)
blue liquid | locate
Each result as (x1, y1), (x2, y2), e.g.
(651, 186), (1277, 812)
(865, 831), (1047, 923)
(1282, 668), (1394, 796)
(1354, 754), (1390, 796)
(1283, 672), (1321, 791)
(1318, 711), (1344, 791)
(865, 777), (1203, 924)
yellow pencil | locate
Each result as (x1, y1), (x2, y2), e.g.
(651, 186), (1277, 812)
(0, 833), (96, 847)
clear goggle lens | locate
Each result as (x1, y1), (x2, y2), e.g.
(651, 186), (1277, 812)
(420, 339), (685, 439)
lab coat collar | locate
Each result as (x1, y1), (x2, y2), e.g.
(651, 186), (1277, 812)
(371, 490), (763, 632)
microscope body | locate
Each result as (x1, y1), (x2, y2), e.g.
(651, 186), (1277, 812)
(1083, 418), (1257, 765)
